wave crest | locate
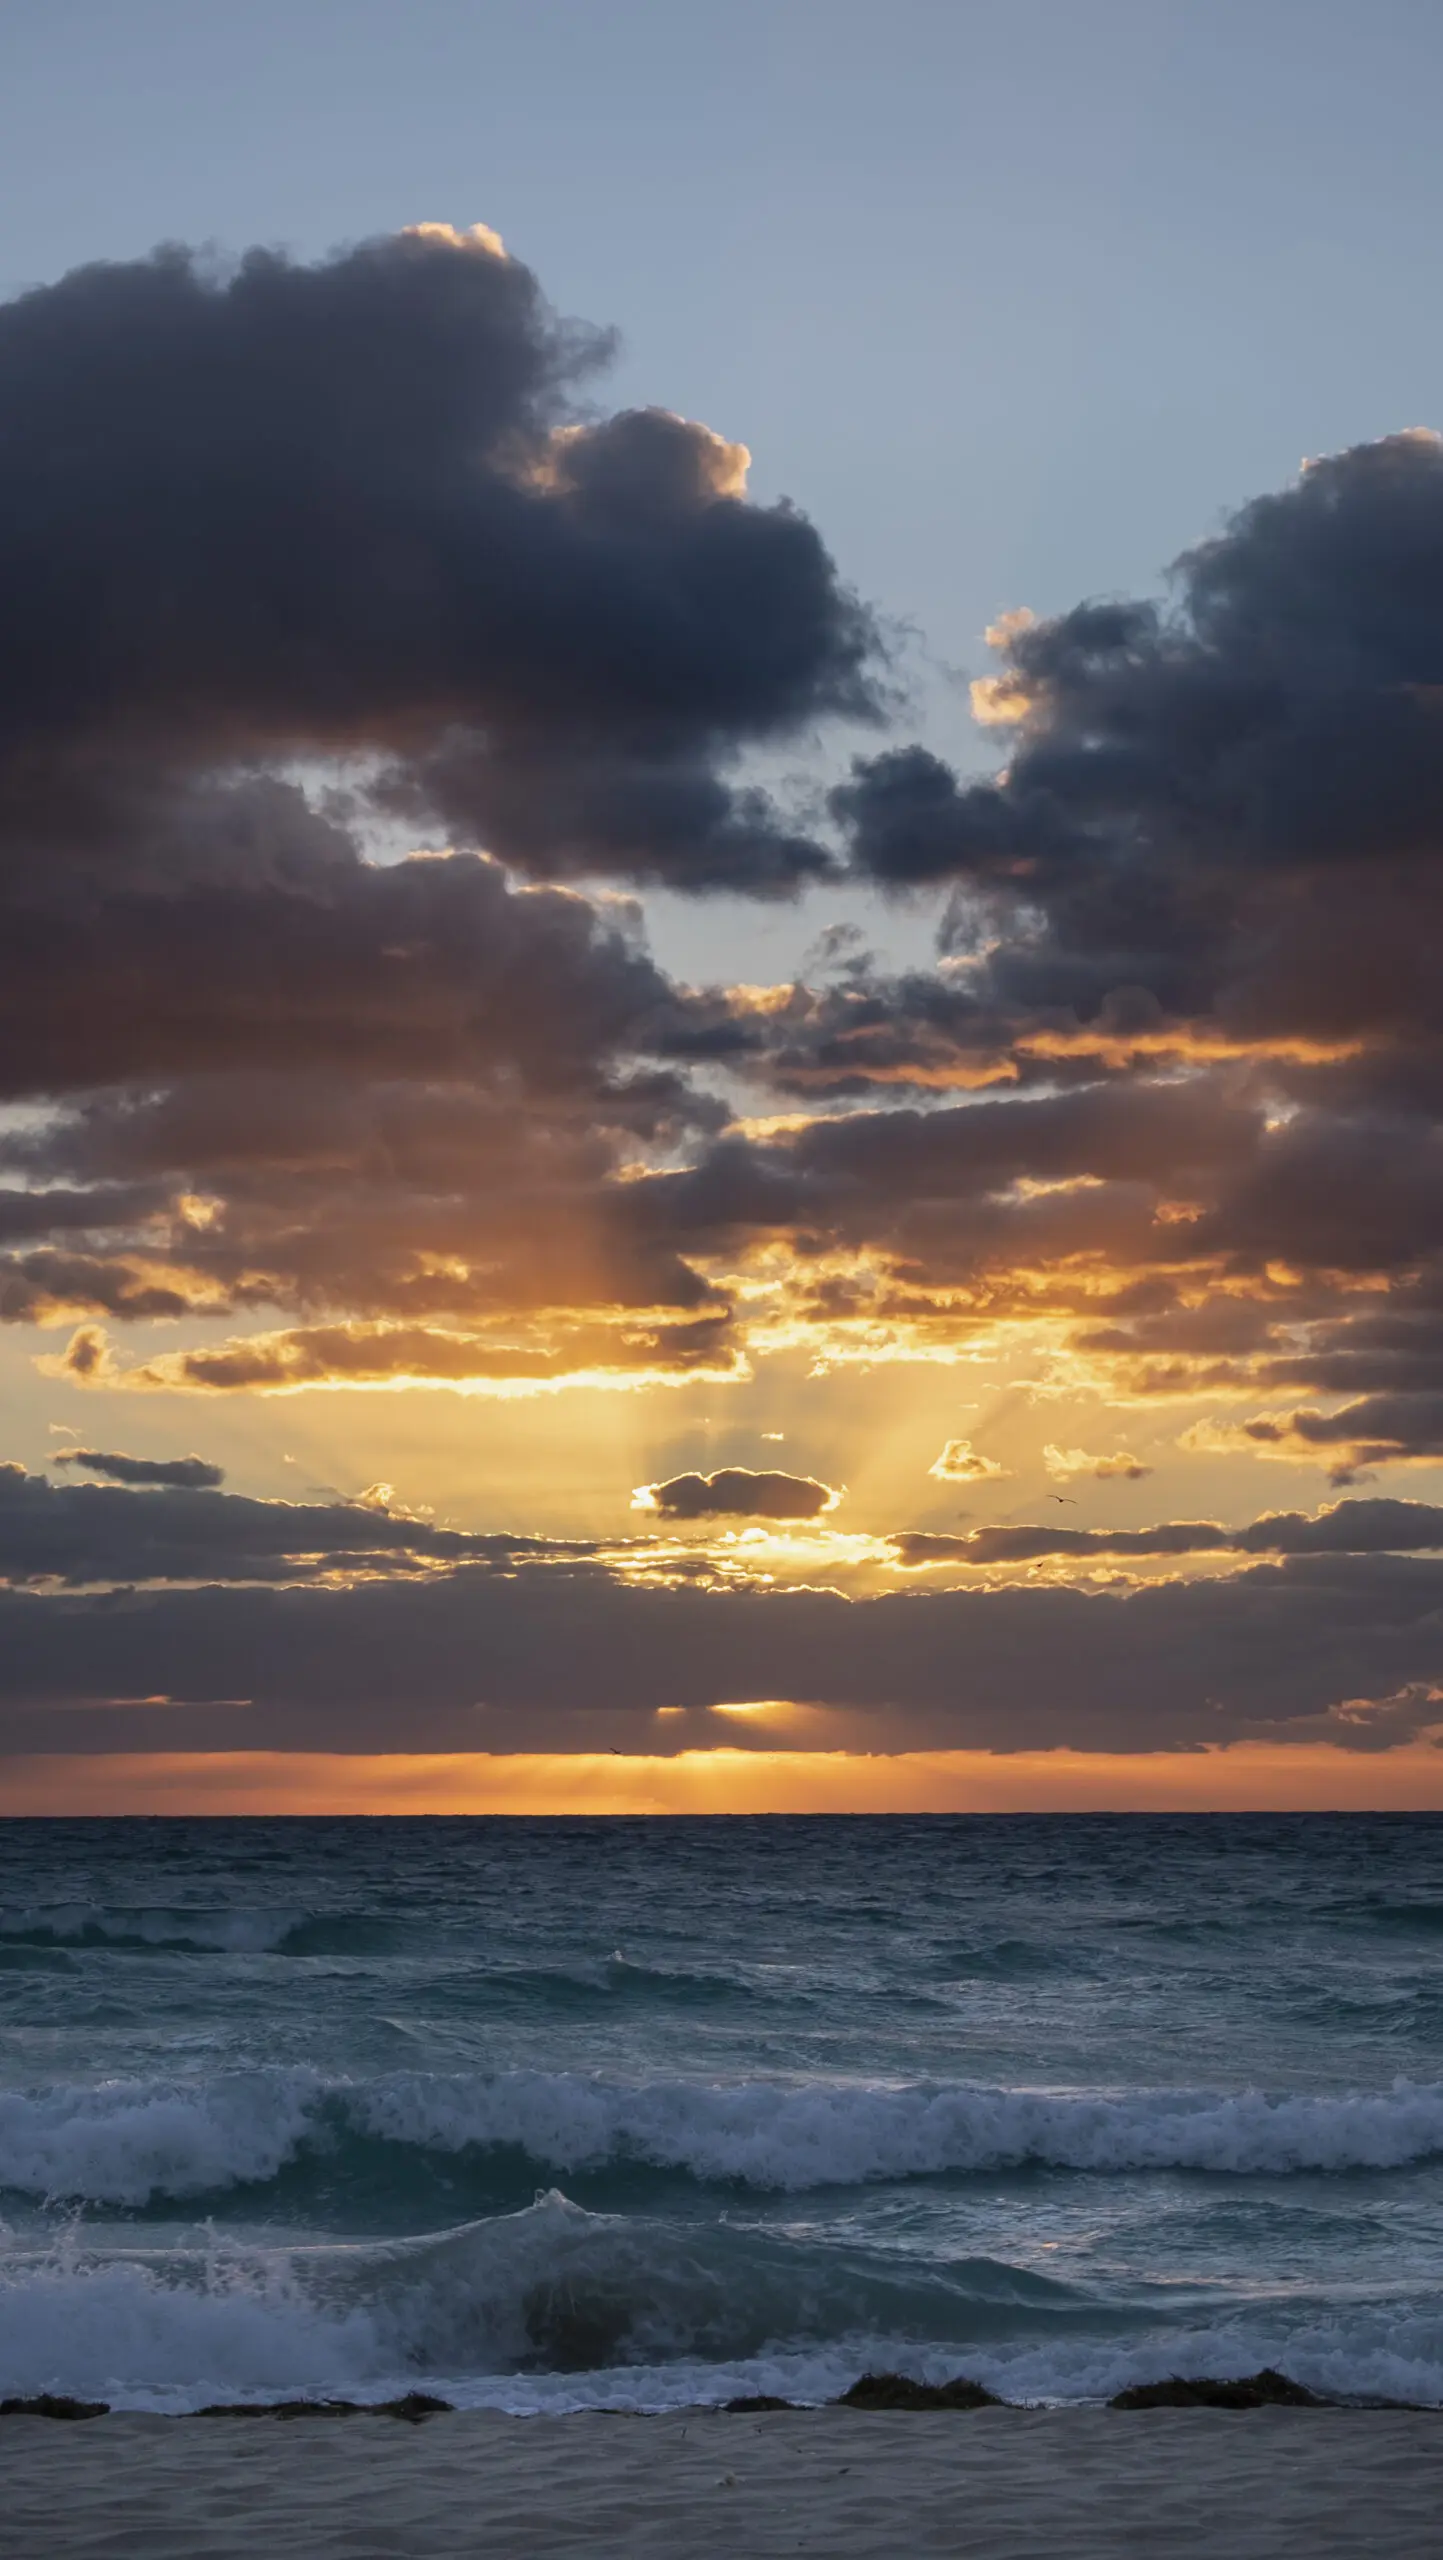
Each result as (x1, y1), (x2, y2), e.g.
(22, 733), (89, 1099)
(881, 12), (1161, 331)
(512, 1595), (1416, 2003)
(7, 2069), (1443, 2209)
(3, 2196), (1443, 2414)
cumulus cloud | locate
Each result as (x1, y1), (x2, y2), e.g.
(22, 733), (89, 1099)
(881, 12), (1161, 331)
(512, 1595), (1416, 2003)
(928, 1439), (1009, 1483)
(839, 431), (1443, 920)
(0, 228), (878, 898)
(632, 1467), (842, 1520)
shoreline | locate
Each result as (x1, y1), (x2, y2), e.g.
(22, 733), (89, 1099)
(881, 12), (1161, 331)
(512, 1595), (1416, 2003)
(7, 2363), (1437, 2422)
(6, 2406), (1443, 2558)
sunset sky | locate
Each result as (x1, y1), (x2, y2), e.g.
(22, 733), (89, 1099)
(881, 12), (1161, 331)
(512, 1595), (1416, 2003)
(6, 0), (1443, 1810)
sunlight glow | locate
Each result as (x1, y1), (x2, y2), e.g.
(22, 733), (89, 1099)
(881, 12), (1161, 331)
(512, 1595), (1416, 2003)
(8, 1746), (1443, 1816)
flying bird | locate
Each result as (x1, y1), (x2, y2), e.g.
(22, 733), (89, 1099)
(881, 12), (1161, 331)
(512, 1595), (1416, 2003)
(1048, 1494), (1077, 1505)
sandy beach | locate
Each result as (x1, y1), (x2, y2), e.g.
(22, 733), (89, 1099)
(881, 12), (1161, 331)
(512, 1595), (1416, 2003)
(4, 2407), (1441, 2558)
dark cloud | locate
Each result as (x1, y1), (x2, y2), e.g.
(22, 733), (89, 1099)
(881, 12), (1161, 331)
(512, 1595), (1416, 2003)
(836, 432), (1443, 1043)
(0, 1464), (1435, 1759)
(891, 1525), (1227, 1566)
(386, 733), (838, 901)
(0, 1462), (585, 1586)
(0, 832), (688, 1100)
(0, 218), (881, 1382)
(0, 846), (738, 1362)
(844, 428), (1443, 899)
(1231, 1498), (1443, 1552)
(54, 1448), (224, 1490)
(0, 1550), (1438, 1756)
(1235, 1396), (1443, 1483)
(0, 227), (877, 898)
(633, 1466), (842, 1520)
(615, 1075), (1258, 1330)
(889, 1498), (1443, 1567)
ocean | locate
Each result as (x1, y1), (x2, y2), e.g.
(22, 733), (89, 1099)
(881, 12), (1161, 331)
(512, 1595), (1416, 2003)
(3, 1813), (1443, 2412)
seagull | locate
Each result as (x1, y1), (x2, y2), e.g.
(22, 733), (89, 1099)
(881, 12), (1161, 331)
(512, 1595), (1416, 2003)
(1048, 1494), (1077, 1505)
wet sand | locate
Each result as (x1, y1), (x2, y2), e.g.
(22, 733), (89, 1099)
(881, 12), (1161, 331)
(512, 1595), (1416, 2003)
(4, 2405), (1442, 2557)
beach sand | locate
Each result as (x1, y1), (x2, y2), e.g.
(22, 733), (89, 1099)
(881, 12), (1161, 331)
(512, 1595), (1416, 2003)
(4, 2407), (1441, 2557)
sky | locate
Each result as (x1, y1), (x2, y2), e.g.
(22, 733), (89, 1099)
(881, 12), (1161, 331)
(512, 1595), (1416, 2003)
(5, 0), (1443, 1810)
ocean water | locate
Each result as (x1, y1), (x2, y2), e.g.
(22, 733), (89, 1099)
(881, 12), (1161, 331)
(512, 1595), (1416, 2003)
(3, 1813), (1443, 2412)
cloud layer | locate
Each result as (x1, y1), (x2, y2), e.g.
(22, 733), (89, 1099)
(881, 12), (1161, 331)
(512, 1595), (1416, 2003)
(0, 1464), (1434, 1762)
(0, 1530), (1437, 1759)
(0, 1461), (590, 1586)
(5, 224), (1443, 1759)
(6, 235), (1443, 1462)
(888, 1497), (1443, 1566)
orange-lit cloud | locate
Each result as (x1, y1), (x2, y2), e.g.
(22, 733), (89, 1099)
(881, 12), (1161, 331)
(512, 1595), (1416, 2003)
(44, 1316), (746, 1399)
(929, 1438), (1009, 1483)
(1044, 1443), (1153, 1482)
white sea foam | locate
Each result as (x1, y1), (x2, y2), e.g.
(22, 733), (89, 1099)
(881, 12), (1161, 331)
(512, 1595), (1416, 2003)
(0, 1905), (307, 1954)
(1, 2194), (1442, 2414)
(6, 2068), (1443, 2207)
(353, 2070), (1443, 2187)
(0, 2072), (322, 2204)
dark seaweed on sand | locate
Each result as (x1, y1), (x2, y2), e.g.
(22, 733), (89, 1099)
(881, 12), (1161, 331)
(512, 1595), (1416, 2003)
(1111, 2370), (1325, 2410)
(837, 2373), (1004, 2410)
(195, 2393), (452, 2422)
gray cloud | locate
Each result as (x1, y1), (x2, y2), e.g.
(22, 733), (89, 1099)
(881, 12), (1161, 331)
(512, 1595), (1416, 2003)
(0, 1466), (1433, 1765)
(1238, 1397), (1443, 1483)
(0, 848), (735, 1358)
(633, 1466), (842, 1520)
(0, 1551), (1438, 1756)
(889, 1498), (1443, 1565)
(0, 229), (877, 899)
(841, 431), (1443, 901)
(0, 833), (689, 1100)
(0, 1463), (586, 1586)
(53, 1448), (224, 1490)
(832, 437), (1443, 1102)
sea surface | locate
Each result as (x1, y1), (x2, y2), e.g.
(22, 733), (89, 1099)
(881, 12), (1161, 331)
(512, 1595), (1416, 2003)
(3, 1813), (1443, 2411)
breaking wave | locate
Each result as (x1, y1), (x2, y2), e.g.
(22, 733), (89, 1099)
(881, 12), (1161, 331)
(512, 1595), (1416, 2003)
(8, 2068), (1443, 2211)
(2, 2193), (1441, 2414)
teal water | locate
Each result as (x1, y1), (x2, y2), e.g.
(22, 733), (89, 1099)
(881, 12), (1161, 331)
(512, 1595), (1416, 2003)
(3, 1814), (1443, 2409)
